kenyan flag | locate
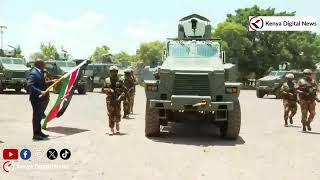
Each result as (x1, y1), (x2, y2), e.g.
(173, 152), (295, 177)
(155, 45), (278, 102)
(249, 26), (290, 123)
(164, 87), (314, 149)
(42, 68), (80, 129)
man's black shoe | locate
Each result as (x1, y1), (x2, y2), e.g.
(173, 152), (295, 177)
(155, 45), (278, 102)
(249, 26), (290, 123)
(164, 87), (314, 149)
(40, 133), (49, 138)
(33, 135), (44, 141)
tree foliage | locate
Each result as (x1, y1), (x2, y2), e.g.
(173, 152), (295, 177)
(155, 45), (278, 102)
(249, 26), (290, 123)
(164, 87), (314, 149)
(136, 41), (165, 65)
(90, 45), (110, 62)
(40, 42), (59, 60)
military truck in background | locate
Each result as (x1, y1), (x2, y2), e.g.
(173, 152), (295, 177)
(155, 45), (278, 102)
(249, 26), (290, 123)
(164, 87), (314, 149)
(256, 70), (320, 98)
(144, 14), (241, 139)
(84, 63), (114, 92)
(0, 49), (30, 93)
(27, 60), (89, 94)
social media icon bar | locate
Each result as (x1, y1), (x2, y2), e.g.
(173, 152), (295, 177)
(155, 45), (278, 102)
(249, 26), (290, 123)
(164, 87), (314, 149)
(60, 149), (71, 160)
(47, 149), (58, 160)
(20, 149), (31, 160)
(3, 149), (19, 160)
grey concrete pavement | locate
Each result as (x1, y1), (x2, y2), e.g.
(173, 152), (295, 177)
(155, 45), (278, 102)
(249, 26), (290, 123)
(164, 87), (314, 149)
(0, 87), (320, 180)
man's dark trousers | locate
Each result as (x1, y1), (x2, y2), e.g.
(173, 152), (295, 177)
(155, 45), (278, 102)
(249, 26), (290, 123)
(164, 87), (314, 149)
(31, 100), (45, 135)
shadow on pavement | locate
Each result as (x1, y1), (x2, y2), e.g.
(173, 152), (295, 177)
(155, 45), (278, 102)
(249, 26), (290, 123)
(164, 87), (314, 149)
(304, 131), (320, 135)
(0, 90), (28, 95)
(0, 140), (4, 143)
(289, 125), (302, 128)
(150, 122), (246, 147)
(106, 132), (128, 136)
(46, 126), (89, 136)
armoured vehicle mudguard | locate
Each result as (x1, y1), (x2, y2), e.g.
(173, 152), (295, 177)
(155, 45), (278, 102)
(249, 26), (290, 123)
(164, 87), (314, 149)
(0, 56), (30, 93)
(144, 14), (242, 139)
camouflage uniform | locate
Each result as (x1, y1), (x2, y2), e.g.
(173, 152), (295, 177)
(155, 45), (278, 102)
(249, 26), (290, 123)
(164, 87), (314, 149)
(104, 66), (126, 133)
(123, 70), (135, 118)
(280, 80), (297, 126)
(130, 70), (137, 113)
(297, 69), (319, 131)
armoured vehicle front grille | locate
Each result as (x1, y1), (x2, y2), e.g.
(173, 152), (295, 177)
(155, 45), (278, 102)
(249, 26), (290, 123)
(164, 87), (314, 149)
(173, 74), (210, 96)
(12, 71), (26, 78)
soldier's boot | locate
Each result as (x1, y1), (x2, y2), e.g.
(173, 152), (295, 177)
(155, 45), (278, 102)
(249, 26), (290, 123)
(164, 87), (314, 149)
(302, 123), (307, 132)
(116, 123), (120, 133)
(289, 117), (293, 125)
(110, 128), (115, 134)
(284, 119), (288, 127)
(306, 121), (312, 131)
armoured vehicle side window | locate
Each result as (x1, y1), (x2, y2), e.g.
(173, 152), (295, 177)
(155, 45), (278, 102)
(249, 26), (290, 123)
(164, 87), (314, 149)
(0, 58), (11, 64)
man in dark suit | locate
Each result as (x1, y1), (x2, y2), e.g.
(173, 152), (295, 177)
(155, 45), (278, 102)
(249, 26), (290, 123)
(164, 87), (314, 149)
(27, 59), (55, 140)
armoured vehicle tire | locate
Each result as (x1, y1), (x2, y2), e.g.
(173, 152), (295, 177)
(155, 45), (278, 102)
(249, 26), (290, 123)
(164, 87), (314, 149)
(274, 89), (281, 99)
(0, 82), (3, 93)
(145, 99), (160, 137)
(77, 87), (87, 95)
(220, 99), (241, 140)
(87, 80), (94, 92)
(256, 90), (264, 98)
(15, 88), (21, 93)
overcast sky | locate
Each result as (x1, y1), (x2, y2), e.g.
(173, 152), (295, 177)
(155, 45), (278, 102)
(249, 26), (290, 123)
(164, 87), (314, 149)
(0, 0), (319, 59)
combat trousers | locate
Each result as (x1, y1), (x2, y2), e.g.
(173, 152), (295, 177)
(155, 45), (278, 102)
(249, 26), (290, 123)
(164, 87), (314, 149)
(300, 100), (316, 125)
(107, 100), (121, 130)
(283, 99), (297, 121)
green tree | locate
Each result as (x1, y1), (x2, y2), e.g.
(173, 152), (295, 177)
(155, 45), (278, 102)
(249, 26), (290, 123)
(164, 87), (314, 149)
(90, 45), (110, 62)
(14, 45), (24, 58)
(40, 42), (59, 60)
(114, 51), (133, 67)
(136, 41), (165, 65)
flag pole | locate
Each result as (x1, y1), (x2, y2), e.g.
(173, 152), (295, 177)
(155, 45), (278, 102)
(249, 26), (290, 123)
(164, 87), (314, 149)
(43, 60), (88, 94)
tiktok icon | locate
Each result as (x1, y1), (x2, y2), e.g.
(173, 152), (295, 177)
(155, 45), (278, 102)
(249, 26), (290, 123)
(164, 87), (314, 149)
(60, 149), (71, 160)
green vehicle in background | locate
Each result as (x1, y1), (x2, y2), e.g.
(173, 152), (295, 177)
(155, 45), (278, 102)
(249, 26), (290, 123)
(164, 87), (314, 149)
(144, 14), (242, 139)
(255, 70), (306, 98)
(27, 60), (88, 94)
(0, 56), (30, 93)
(84, 63), (114, 92)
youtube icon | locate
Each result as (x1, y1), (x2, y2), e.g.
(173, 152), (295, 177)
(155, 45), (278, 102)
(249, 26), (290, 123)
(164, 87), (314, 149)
(3, 149), (19, 160)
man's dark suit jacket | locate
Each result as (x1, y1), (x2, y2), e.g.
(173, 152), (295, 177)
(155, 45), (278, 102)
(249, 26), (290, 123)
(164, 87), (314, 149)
(27, 68), (48, 102)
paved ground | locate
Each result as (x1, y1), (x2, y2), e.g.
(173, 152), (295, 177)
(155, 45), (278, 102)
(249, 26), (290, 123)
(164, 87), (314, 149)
(0, 87), (320, 180)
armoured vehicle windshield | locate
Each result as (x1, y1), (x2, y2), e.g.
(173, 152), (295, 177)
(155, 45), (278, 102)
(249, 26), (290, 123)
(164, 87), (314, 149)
(270, 71), (287, 77)
(0, 57), (24, 64)
(168, 41), (219, 58)
(56, 61), (77, 67)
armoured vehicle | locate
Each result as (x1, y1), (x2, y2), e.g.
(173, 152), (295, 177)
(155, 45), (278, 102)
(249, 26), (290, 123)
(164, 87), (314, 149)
(0, 52), (30, 93)
(256, 70), (320, 98)
(144, 14), (242, 139)
(255, 70), (303, 98)
(84, 63), (115, 92)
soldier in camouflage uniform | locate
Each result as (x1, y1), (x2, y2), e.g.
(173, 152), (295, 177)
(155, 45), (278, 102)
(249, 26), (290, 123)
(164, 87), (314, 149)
(122, 69), (135, 118)
(297, 69), (320, 132)
(280, 73), (297, 126)
(103, 65), (126, 134)
(129, 69), (137, 114)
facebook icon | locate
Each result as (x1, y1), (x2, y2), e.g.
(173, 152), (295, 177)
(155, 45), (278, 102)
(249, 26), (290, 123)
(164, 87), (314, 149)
(20, 149), (31, 160)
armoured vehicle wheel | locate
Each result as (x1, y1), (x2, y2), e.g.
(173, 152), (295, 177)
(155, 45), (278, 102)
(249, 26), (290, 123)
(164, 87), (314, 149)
(53, 86), (59, 94)
(0, 82), (3, 93)
(15, 88), (21, 93)
(274, 89), (281, 99)
(77, 87), (86, 95)
(145, 99), (160, 137)
(220, 99), (241, 140)
(87, 80), (94, 92)
(256, 90), (264, 98)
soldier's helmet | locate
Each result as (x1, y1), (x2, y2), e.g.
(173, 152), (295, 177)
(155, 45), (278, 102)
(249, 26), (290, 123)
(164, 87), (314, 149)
(109, 65), (119, 72)
(303, 69), (312, 74)
(124, 69), (131, 74)
(285, 73), (294, 79)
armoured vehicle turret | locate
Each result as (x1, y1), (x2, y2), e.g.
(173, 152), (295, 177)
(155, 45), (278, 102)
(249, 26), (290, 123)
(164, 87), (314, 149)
(0, 49), (30, 93)
(144, 14), (242, 139)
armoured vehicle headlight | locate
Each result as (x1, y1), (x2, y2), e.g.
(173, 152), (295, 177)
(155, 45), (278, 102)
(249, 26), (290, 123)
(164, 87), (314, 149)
(146, 85), (158, 92)
(225, 87), (238, 94)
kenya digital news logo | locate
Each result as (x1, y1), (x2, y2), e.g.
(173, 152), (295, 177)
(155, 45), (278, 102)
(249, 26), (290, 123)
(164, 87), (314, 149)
(2, 161), (14, 173)
(249, 16), (264, 31)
